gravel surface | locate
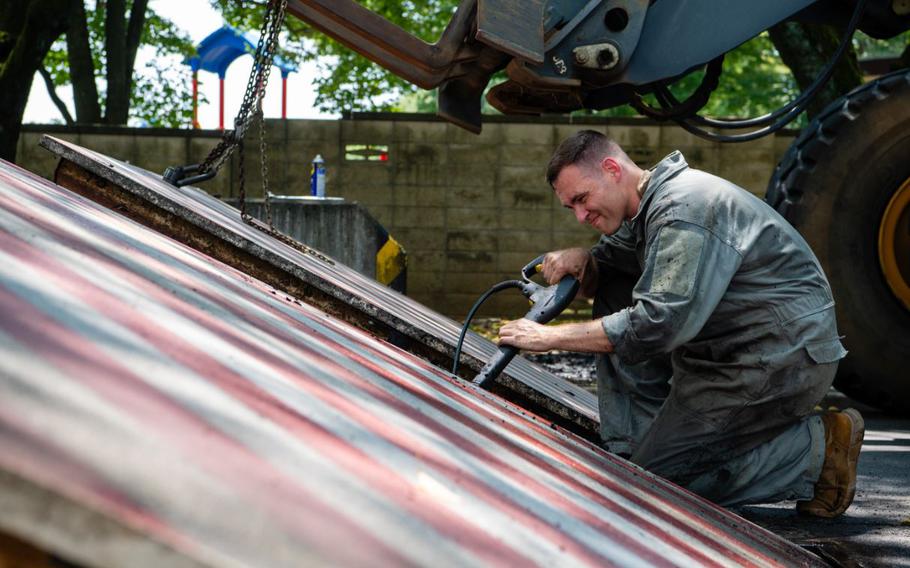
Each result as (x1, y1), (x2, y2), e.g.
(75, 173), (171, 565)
(526, 351), (597, 392)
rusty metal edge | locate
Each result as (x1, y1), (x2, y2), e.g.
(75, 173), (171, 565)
(42, 139), (600, 441)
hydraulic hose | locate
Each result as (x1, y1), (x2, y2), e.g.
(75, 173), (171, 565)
(630, 0), (868, 142)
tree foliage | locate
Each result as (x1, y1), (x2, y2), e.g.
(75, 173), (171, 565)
(42, 0), (197, 127)
(215, 0), (457, 113)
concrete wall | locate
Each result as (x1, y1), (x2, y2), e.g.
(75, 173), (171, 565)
(223, 198), (385, 281)
(19, 116), (796, 317)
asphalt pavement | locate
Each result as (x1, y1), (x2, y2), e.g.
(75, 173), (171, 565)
(735, 396), (910, 568)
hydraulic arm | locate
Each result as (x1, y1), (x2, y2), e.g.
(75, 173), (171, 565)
(286, 0), (910, 133)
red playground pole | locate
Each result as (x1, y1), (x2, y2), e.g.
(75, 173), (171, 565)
(219, 77), (225, 131)
(191, 71), (200, 129)
(282, 76), (288, 119)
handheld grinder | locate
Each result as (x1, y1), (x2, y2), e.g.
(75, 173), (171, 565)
(452, 254), (579, 389)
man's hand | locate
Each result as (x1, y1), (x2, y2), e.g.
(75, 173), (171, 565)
(498, 318), (554, 352)
(541, 248), (598, 298)
(541, 247), (590, 284)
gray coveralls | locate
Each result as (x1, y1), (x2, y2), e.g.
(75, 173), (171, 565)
(592, 152), (847, 506)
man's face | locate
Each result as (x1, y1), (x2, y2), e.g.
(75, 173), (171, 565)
(553, 161), (629, 235)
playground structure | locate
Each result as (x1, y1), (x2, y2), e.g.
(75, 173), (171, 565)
(188, 26), (297, 129)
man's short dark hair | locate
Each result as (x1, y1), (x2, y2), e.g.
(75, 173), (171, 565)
(546, 130), (616, 186)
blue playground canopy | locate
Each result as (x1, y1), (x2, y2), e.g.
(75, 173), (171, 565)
(188, 25), (297, 79)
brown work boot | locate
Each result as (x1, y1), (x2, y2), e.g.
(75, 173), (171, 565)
(797, 408), (865, 518)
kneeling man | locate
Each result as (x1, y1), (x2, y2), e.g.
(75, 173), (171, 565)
(499, 130), (863, 517)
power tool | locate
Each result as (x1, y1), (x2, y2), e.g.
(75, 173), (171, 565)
(452, 254), (580, 389)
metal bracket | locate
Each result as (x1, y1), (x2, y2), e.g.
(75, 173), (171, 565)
(162, 164), (216, 188)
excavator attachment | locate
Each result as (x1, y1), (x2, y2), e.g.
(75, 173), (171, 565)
(287, 0), (908, 132)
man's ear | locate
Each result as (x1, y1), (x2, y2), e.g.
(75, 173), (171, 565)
(600, 156), (621, 180)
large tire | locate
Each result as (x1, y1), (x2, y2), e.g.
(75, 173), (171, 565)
(766, 69), (910, 414)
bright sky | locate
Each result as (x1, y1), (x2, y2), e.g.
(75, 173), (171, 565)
(23, 0), (335, 127)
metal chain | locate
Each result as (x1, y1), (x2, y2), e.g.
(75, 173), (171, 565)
(238, 137), (247, 219)
(197, 0), (287, 178)
(196, 0), (330, 263)
(258, 106), (273, 226)
(237, 116), (333, 265)
(255, 0), (286, 229)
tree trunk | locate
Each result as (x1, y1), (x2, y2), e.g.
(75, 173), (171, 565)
(0, 0), (70, 162)
(768, 21), (864, 119)
(104, 0), (147, 124)
(39, 65), (75, 125)
(67, 0), (102, 123)
(104, 0), (128, 123)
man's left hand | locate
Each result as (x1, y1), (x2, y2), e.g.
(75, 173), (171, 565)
(498, 318), (554, 352)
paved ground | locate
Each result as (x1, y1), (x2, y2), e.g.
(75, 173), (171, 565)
(735, 396), (910, 568)
(527, 353), (910, 567)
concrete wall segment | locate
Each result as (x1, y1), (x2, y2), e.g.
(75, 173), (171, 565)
(448, 143), (501, 165)
(340, 118), (394, 143)
(393, 205), (445, 228)
(444, 163), (498, 188)
(446, 250), (498, 272)
(448, 121), (503, 144)
(447, 185), (498, 207)
(392, 120), (448, 143)
(498, 164), (549, 192)
(285, 118), (339, 141)
(501, 123), (558, 146)
(498, 208), (553, 231)
(500, 144), (555, 166)
(394, 142), (448, 165)
(410, 250), (446, 272)
(447, 207), (499, 229)
(394, 183), (447, 207)
(446, 231), (498, 253)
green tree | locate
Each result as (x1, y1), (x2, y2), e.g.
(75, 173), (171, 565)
(214, 0), (456, 113)
(0, 0), (70, 162)
(768, 21), (864, 120)
(41, 1), (197, 127)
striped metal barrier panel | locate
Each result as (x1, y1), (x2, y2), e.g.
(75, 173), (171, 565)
(0, 159), (823, 567)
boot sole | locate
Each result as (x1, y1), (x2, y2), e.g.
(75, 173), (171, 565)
(797, 409), (865, 518)
(839, 408), (865, 513)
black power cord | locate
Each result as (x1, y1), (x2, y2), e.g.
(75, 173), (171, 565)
(451, 280), (525, 376)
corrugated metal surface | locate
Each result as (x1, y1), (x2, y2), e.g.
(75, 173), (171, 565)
(40, 135), (600, 437)
(0, 160), (825, 567)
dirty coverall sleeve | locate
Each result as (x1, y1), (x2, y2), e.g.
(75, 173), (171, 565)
(601, 221), (743, 363)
